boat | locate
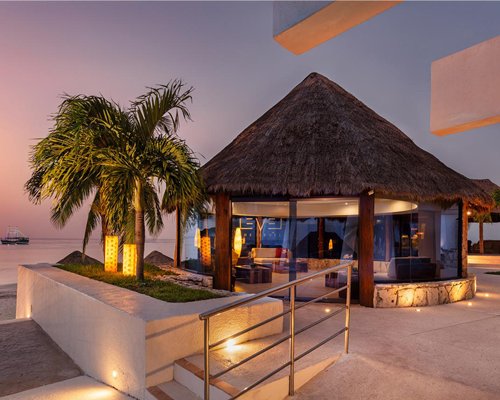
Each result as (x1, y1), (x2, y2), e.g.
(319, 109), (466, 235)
(1, 226), (30, 245)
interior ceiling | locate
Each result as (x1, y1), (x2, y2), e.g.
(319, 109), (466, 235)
(232, 198), (418, 218)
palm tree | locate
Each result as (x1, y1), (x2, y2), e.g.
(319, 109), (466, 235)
(26, 81), (203, 279)
(472, 189), (500, 254)
(26, 95), (130, 255)
(97, 81), (204, 279)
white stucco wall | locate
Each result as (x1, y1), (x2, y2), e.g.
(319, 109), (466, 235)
(431, 35), (500, 135)
(16, 264), (283, 399)
(468, 222), (500, 244)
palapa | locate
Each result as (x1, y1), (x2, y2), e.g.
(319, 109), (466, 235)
(202, 73), (492, 209)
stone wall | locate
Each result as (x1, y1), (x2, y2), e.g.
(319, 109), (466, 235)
(374, 275), (476, 308)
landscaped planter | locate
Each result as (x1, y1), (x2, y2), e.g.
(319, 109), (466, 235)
(16, 264), (283, 400)
(374, 275), (476, 308)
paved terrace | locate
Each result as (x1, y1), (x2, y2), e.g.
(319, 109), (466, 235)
(293, 264), (500, 400)
(1, 263), (499, 399)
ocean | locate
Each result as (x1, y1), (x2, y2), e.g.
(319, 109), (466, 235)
(0, 238), (175, 286)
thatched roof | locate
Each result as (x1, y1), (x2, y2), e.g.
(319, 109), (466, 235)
(202, 73), (492, 208)
(144, 251), (173, 266)
(472, 179), (500, 195)
(473, 179), (500, 212)
(57, 251), (102, 265)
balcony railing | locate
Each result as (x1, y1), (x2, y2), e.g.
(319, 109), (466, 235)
(199, 261), (353, 400)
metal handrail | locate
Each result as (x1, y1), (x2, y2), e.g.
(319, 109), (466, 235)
(199, 261), (353, 400)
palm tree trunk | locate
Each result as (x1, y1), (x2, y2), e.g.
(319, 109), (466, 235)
(479, 220), (484, 255)
(134, 179), (145, 280)
(174, 207), (181, 268)
(101, 213), (108, 259)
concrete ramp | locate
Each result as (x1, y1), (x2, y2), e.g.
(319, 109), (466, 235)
(0, 319), (81, 397)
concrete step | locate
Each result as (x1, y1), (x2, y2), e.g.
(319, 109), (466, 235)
(147, 381), (201, 400)
(173, 309), (346, 400)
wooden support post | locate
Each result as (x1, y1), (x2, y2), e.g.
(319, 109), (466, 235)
(289, 200), (298, 282)
(214, 193), (232, 290)
(459, 201), (468, 278)
(173, 207), (182, 268)
(384, 216), (392, 262)
(318, 217), (325, 259)
(256, 217), (263, 248)
(358, 191), (375, 307)
(479, 219), (484, 255)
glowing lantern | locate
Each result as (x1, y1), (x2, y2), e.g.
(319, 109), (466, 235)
(104, 236), (119, 272)
(233, 227), (242, 257)
(200, 236), (212, 269)
(194, 228), (201, 249)
(123, 244), (137, 276)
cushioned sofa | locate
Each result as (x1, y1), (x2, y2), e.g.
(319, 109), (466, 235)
(250, 248), (290, 265)
(387, 257), (439, 280)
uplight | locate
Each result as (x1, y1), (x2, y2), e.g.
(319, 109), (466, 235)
(467, 302), (472, 306)
(104, 236), (119, 272)
(226, 338), (237, 351)
(325, 308), (331, 313)
(111, 370), (118, 379)
(416, 308), (421, 312)
(123, 244), (137, 276)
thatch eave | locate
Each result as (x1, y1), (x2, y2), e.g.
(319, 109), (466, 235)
(202, 73), (492, 210)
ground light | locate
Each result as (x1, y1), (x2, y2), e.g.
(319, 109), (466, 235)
(122, 244), (137, 276)
(111, 370), (118, 379)
(416, 308), (421, 312)
(104, 236), (119, 272)
(468, 302), (473, 306)
(226, 338), (237, 351)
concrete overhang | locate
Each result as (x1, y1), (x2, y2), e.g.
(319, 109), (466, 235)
(273, 1), (402, 55)
(431, 35), (500, 136)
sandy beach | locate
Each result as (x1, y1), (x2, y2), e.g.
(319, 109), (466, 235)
(0, 284), (16, 321)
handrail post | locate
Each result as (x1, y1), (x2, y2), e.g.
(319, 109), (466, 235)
(289, 285), (296, 396)
(204, 318), (210, 400)
(344, 264), (352, 354)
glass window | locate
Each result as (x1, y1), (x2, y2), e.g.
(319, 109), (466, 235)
(231, 199), (359, 301)
(182, 208), (216, 274)
(373, 200), (459, 283)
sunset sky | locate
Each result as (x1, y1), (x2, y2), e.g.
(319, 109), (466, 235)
(0, 1), (499, 240)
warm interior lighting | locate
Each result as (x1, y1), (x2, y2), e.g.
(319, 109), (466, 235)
(104, 236), (119, 272)
(233, 227), (242, 257)
(122, 244), (137, 276)
(200, 236), (212, 268)
(328, 239), (333, 251)
(194, 227), (201, 249)
(111, 370), (118, 379)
